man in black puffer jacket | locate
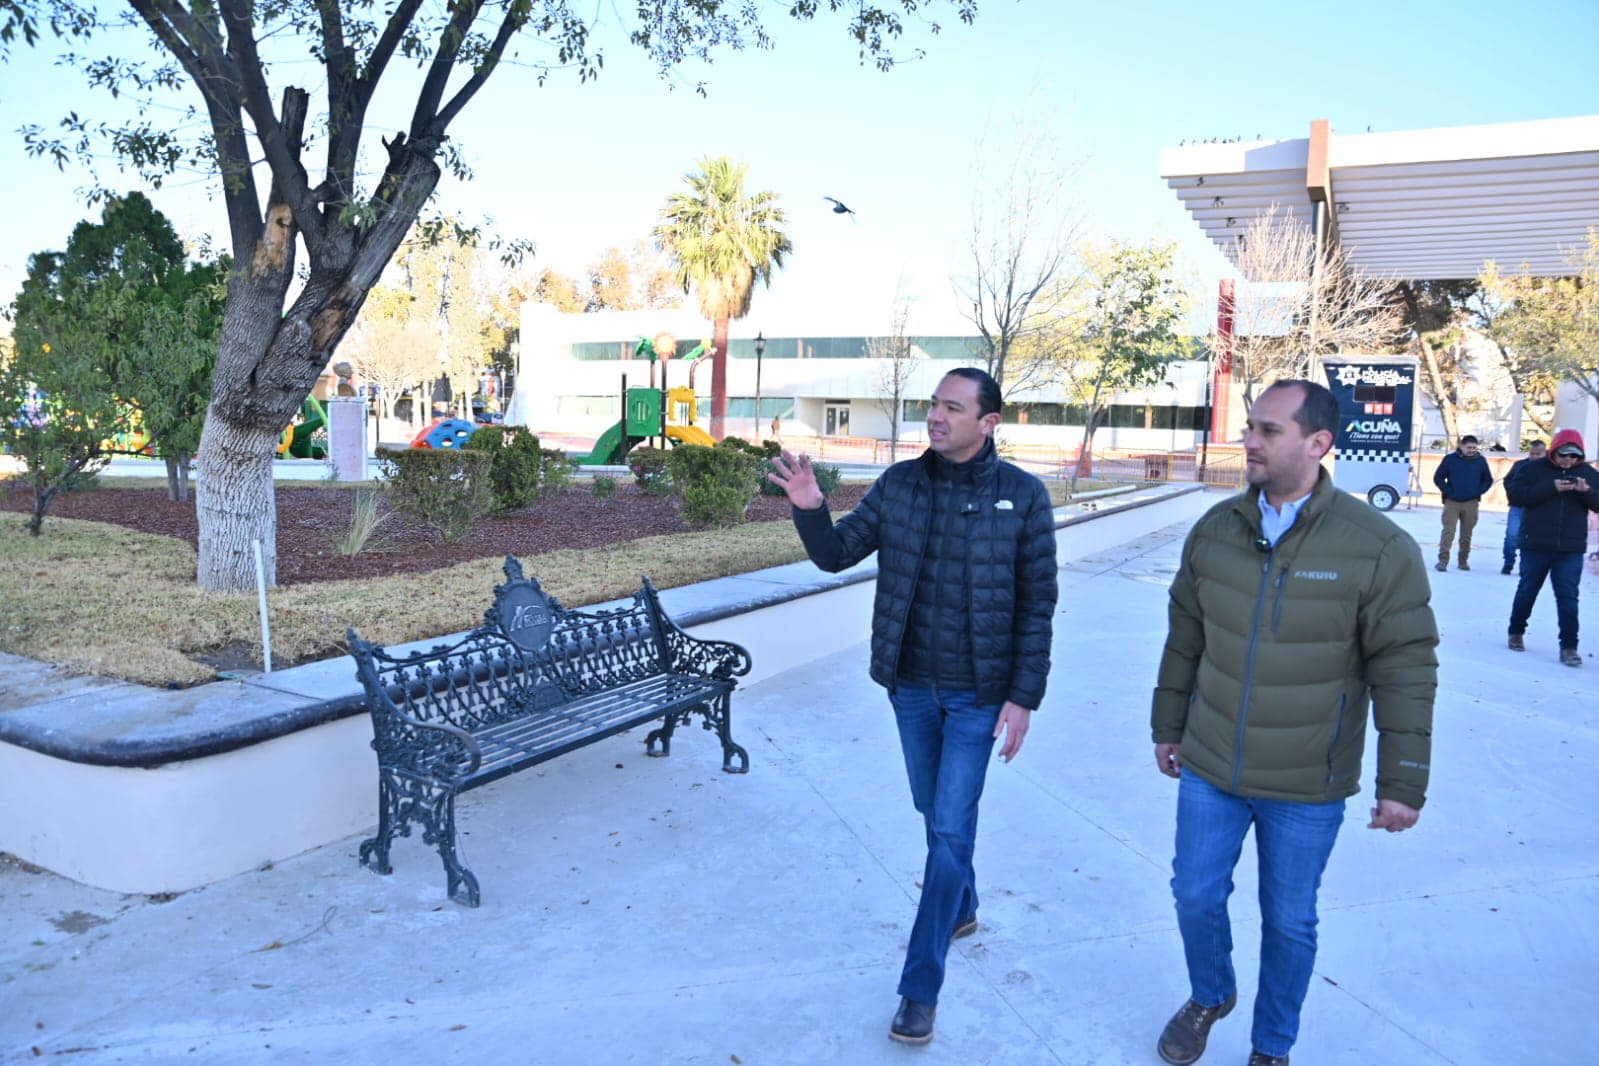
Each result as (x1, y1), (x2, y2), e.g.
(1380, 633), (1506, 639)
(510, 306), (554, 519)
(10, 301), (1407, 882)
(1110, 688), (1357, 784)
(770, 368), (1057, 1046)
(1506, 428), (1599, 666)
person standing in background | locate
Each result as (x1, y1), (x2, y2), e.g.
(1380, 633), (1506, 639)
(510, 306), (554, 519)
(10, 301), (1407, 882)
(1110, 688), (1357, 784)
(1500, 440), (1547, 575)
(1432, 434), (1493, 571)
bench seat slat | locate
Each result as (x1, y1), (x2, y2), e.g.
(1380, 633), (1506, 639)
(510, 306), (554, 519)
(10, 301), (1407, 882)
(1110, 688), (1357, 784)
(460, 673), (729, 789)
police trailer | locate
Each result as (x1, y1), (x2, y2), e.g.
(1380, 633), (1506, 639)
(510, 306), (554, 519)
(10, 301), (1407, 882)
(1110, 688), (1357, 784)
(1321, 357), (1420, 512)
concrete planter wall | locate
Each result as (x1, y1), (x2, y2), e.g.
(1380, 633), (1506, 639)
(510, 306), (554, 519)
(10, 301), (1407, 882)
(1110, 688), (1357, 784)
(0, 485), (1211, 895)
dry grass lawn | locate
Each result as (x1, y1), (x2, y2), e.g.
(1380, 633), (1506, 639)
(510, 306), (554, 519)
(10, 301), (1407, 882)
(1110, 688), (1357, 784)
(0, 478), (1095, 687)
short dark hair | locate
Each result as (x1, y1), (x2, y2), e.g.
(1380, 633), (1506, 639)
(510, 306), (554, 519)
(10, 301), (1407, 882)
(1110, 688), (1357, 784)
(942, 367), (1002, 417)
(1460, 434), (1479, 446)
(1527, 439), (1547, 450)
(1263, 379), (1337, 439)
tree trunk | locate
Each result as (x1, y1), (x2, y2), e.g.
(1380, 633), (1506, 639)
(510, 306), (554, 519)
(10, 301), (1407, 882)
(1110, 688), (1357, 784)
(196, 416), (282, 590)
(1521, 397), (1553, 437)
(164, 453), (191, 503)
(1416, 334), (1460, 444)
(708, 316), (730, 440)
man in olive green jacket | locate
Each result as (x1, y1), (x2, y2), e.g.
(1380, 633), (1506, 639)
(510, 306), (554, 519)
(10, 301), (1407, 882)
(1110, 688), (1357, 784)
(1149, 380), (1439, 1066)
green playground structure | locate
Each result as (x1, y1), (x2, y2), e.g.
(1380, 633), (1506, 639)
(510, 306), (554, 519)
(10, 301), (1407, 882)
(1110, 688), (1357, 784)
(577, 335), (716, 465)
(277, 396), (329, 460)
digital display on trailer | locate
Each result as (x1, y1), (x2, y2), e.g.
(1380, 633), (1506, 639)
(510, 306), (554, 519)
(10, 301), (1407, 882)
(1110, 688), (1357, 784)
(1323, 361), (1416, 457)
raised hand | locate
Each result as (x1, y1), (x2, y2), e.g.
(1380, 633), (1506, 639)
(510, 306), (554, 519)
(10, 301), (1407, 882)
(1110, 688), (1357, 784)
(767, 450), (826, 510)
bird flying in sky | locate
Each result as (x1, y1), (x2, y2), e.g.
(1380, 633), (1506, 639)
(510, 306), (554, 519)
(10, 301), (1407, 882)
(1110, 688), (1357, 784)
(823, 196), (856, 217)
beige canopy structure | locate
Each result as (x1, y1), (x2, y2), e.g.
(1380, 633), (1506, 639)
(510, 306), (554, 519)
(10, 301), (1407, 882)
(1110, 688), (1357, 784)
(1160, 115), (1599, 281)
(1159, 116), (1599, 447)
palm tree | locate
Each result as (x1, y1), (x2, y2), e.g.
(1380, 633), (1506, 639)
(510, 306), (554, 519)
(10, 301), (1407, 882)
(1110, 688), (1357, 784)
(654, 156), (791, 440)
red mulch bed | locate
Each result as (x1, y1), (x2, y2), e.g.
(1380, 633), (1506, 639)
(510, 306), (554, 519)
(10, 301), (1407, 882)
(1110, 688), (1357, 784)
(0, 479), (869, 586)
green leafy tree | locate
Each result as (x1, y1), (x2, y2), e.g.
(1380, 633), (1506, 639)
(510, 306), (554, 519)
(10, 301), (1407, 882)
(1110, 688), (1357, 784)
(1479, 231), (1599, 408)
(3, 193), (222, 531)
(1051, 241), (1190, 491)
(7, 0), (977, 591)
(654, 156), (792, 440)
(1395, 280), (1480, 444)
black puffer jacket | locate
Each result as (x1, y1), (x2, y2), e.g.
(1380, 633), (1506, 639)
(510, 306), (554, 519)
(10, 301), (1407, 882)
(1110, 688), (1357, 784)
(791, 440), (1058, 709)
(1508, 459), (1599, 553)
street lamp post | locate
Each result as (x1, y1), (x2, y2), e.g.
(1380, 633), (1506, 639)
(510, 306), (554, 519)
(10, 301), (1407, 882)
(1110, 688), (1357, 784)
(754, 332), (766, 441)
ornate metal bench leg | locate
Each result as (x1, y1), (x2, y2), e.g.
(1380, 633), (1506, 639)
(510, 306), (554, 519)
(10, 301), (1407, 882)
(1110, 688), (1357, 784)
(421, 786), (481, 907)
(358, 770), (398, 875)
(713, 694), (749, 774)
(645, 711), (680, 758)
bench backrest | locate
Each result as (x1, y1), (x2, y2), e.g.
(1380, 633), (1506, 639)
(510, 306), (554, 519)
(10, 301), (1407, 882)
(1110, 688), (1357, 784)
(349, 558), (674, 734)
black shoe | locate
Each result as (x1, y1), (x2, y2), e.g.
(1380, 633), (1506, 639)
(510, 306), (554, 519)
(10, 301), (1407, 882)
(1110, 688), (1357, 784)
(1458, 560), (1470, 571)
(1434, 562), (1447, 572)
(1157, 992), (1237, 1065)
(889, 997), (935, 1045)
(1247, 1054), (1290, 1066)
(952, 914), (978, 941)
(1501, 563), (1514, 575)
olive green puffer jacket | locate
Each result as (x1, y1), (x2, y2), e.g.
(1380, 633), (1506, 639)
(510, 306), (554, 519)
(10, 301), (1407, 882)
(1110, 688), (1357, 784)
(1151, 470), (1439, 809)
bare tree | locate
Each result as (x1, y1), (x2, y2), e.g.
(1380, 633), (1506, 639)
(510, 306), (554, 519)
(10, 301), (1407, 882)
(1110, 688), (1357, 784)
(1220, 206), (1407, 408)
(344, 289), (442, 432)
(954, 102), (1083, 397)
(869, 291), (921, 462)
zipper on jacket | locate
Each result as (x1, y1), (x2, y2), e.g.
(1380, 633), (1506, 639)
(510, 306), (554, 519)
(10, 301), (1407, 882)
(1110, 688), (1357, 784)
(1230, 550), (1274, 792)
(1270, 566), (1290, 632)
(1326, 693), (1348, 784)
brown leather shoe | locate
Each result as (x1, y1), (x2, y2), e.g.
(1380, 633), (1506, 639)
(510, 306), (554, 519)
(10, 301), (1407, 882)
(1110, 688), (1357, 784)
(1508, 634), (1525, 651)
(1458, 559), (1471, 570)
(1561, 647), (1582, 667)
(1157, 992), (1237, 1065)
(1247, 1054), (1289, 1066)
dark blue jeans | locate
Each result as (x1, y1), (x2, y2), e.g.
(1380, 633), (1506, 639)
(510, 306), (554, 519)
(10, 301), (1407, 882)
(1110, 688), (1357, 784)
(1171, 772), (1345, 1059)
(887, 684), (1001, 1006)
(1509, 549), (1584, 649)
(1502, 506), (1523, 569)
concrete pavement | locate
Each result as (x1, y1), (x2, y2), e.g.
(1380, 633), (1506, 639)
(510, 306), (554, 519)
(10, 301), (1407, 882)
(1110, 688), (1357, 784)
(2, 501), (1596, 1065)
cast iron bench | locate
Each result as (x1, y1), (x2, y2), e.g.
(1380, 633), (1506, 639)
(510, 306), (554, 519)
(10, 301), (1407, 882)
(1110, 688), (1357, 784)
(347, 557), (752, 906)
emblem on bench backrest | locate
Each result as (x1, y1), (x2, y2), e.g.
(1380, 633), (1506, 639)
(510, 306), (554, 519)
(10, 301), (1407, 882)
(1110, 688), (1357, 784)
(489, 556), (557, 652)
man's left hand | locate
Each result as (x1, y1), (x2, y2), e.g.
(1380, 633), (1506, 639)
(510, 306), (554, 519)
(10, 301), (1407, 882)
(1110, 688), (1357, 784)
(1367, 799), (1420, 833)
(994, 701), (1032, 763)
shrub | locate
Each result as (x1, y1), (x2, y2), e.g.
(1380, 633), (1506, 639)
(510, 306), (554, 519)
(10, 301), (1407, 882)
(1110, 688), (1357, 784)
(590, 474), (618, 500)
(539, 448), (574, 497)
(811, 460), (843, 496)
(330, 486), (394, 556)
(376, 446), (491, 542)
(666, 441), (763, 528)
(463, 425), (543, 513)
(628, 446), (672, 495)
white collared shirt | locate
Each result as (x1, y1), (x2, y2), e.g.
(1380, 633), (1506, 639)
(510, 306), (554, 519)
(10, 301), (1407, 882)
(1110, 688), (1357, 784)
(1258, 490), (1311, 548)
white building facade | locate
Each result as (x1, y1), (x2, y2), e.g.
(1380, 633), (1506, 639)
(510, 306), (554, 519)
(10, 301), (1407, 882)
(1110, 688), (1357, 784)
(510, 303), (1214, 455)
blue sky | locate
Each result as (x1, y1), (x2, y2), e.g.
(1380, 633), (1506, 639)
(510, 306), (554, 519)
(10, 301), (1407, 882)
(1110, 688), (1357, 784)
(1, 0), (1595, 334)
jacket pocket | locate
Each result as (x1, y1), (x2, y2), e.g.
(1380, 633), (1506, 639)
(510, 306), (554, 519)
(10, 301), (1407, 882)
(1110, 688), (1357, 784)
(1325, 694), (1348, 784)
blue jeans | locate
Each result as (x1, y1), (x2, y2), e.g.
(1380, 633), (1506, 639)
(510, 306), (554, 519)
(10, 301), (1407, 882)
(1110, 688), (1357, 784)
(1171, 772), (1345, 1058)
(1509, 549), (1584, 649)
(888, 684), (1001, 1005)
(1503, 506), (1523, 569)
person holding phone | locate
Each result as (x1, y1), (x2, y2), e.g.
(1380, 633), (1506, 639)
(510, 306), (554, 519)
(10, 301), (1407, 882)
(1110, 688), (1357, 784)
(1506, 429), (1599, 666)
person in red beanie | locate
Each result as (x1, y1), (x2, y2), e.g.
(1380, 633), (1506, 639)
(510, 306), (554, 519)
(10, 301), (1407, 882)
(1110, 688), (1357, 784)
(1505, 429), (1599, 666)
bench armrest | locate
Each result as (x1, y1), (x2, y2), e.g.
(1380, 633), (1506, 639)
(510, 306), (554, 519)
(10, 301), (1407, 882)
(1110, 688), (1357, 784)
(660, 624), (753, 681)
(371, 709), (483, 781)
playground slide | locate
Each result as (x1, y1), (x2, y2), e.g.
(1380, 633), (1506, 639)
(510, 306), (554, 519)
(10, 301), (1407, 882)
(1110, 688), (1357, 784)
(665, 425), (715, 448)
(579, 420), (630, 466)
(577, 421), (716, 465)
